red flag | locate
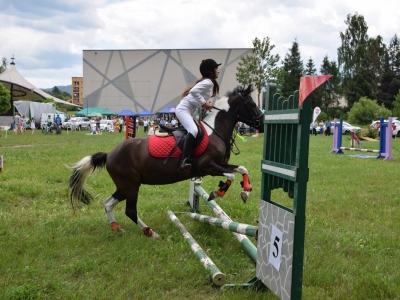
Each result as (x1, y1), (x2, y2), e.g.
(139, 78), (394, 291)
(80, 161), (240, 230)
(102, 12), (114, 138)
(299, 75), (333, 107)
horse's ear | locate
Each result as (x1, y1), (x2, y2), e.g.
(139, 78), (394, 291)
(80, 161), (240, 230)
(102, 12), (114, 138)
(245, 85), (252, 95)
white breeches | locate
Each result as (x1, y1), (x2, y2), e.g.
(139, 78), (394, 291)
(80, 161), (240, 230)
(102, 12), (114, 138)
(175, 107), (198, 137)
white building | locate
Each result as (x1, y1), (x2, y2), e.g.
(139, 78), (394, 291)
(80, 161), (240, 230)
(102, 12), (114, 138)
(82, 48), (253, 113)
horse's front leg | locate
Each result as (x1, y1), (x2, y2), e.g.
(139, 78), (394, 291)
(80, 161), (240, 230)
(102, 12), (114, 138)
(233, 166), (252, 203)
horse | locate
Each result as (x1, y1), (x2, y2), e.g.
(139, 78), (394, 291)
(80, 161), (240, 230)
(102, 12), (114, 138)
(68, 85), (264, 239)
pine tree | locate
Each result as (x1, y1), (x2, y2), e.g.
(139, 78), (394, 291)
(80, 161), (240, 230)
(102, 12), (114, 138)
(320, 56), (342, 112)
(281, 39), (303, 97)
(337, 13), (369, 107)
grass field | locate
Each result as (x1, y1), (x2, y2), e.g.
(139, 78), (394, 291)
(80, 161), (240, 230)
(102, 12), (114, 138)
(0, 127), (399, 300)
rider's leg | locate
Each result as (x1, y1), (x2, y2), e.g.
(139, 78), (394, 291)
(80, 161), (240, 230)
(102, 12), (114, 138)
(176, 107), (198, 172)
(178, 133), (196, 172)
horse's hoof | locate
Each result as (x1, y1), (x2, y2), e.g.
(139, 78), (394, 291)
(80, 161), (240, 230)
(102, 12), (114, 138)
(142, 227), (160, 239)
(110, 222), (120, 231)
(208, 191), (219, 201)
(241, 191), (250, 203)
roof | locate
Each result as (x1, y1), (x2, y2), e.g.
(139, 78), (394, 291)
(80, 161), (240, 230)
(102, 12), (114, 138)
(0, 63), (81, 107)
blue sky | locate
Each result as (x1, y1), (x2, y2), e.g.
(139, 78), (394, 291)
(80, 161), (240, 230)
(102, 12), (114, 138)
(0, 0), (399, 89)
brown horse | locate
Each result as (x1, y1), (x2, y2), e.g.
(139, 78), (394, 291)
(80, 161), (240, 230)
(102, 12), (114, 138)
(68, 85), (264, 238)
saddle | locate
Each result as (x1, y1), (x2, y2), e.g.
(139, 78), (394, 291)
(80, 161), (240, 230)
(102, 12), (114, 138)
(148, 122), (208, 158)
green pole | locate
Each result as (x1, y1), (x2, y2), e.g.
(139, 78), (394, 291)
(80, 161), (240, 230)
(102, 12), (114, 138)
(184, 212), (258, 238)
(168, 211), (226, 286)
(194, 185), (257, 263)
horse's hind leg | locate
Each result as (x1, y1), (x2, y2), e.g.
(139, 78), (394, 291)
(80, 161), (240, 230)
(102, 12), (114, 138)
(125, 186), (160, 239)
(103, 191), (125, 231)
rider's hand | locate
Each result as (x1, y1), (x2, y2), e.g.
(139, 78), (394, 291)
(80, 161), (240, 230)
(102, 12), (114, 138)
(202, 102), (213, 111)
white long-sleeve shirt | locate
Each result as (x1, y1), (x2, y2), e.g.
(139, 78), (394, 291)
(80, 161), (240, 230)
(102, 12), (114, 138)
(177, 79), (213, 115)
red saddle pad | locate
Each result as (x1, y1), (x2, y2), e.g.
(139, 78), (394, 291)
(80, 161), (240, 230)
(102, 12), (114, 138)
(148, 122), (209, 158)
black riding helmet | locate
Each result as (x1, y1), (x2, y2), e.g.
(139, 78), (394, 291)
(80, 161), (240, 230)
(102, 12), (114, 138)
(200, 59), (221, 78)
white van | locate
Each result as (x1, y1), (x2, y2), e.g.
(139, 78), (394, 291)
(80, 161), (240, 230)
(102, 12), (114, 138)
(40, 113), (66, 128)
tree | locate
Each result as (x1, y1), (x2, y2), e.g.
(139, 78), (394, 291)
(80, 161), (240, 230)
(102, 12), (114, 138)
(281, 39), (303, 98)
(0, 83), (11, 114)
(236, 37), (280, 107)
(392, 91), (400, 118)
(303, 57), (323, 107)
(304, 57), (316, 75)
(337, 13), (369, 107)
(0, 57), (7, 74)
(320, 56), (342, 112)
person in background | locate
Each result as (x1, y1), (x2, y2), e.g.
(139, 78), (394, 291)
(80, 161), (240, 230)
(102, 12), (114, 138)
(30, 118), (35, 134)
(175, 58), (219, 172)
(70, 115), (77, 134)
(312, 121), (318, 136)
(325, 119), (332, 136)
(392, 122), (397, 139)
(115, 118), (121, 133)
(159, 117), (167, 126)
(20, 115), (27, 134)
(143, 119), (148, 132)
(170, 117), (178, 127)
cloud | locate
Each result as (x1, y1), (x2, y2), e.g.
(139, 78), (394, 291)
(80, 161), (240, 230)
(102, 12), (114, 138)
(0, 0), (399, 88)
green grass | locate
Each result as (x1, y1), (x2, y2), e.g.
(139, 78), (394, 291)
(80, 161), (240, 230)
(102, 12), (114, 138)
(0, 128), (399, 300)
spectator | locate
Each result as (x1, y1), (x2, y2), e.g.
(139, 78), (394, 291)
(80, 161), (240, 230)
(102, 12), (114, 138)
(70, 115), (77, 134)
(143, 119), (148, 132)
(95, 116), (101, 133)
(159, 117), (167, 126)
(392, 122), (397, 139)
(170, 117), (178, 127)
(30, 118), (35, 135)
(21, 115), (27, 134)
(312, 121), (318, 136)
(13, 113), (20, 134)
(325, 119), (332, 136)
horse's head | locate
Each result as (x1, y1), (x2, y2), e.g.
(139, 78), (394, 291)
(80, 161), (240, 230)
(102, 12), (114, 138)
(226, 85), (264, 133)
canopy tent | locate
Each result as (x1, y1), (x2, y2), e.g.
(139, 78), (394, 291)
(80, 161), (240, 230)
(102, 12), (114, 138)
(134, 110), (154, 117)
(101, 108), (117, 116)
(0, 61), (81, 108)
(156, 105), (176, 114)
(76, 107), (104, 116)
(117, 109), (135, 116)
(13, 101), (56, 125)
(87, 112), (102, 117)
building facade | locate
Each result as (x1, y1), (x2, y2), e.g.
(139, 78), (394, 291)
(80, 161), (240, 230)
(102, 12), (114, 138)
(72, 77), (83, 105)
(82, 48), (253, 113)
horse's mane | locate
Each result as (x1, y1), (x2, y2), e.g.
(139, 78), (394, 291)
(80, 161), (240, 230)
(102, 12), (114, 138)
(225, 85), (254, 98)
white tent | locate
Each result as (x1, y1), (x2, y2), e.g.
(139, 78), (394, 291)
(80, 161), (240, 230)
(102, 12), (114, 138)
(0, 62), (80, 107)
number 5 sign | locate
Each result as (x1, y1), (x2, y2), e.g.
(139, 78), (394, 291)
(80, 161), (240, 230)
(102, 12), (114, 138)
(268, 225), (283, 271)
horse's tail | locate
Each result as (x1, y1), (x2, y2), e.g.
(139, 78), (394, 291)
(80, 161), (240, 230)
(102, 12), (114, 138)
(68, 152), (107, 210)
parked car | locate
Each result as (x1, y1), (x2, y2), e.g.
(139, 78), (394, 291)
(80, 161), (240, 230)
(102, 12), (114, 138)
(100, 120), (114, 131)
(342, 122), (361, 135)
(62, 117), (91, 130)
(370, 119), (400, 137)
(317, 121), (361, 135)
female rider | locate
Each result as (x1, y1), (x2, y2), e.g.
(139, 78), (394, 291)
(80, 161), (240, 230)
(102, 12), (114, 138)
(175, 59), (221, 172)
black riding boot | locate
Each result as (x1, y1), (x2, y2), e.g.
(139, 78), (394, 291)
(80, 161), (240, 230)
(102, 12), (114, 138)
(178, 133), (195, 172)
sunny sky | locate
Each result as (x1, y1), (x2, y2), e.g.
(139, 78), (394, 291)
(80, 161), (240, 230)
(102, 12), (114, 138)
(0, 0), (399, 89)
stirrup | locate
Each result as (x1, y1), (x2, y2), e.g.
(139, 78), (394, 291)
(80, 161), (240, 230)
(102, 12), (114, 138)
(178, 160), (192, 173)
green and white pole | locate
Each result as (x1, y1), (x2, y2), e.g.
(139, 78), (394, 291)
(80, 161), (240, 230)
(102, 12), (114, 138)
(194, 185), (257, 263)
(168, 210), (226, 286)
(183, 212), (258, 238)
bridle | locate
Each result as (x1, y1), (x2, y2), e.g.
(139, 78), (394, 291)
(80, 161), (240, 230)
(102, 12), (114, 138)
(211, 93), (263, 128)
(202, 92), (264, 155)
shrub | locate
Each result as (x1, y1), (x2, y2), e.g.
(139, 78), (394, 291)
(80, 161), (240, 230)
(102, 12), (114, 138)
(348, 97), (391, 125)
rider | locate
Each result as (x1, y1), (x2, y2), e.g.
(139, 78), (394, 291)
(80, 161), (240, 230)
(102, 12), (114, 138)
(175, 59), (220, 172)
